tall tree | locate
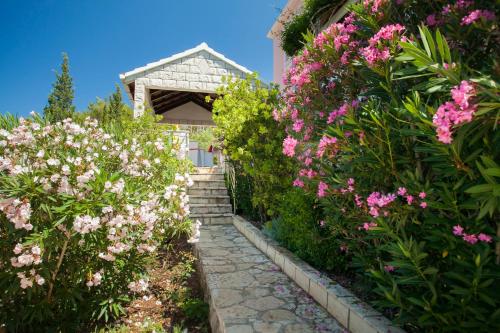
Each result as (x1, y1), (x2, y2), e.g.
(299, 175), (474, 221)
(44, 53), (75, 122)
(106, 84), (124, 122)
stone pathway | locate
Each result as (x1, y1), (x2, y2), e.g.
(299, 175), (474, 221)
(194, 224), (346, 333)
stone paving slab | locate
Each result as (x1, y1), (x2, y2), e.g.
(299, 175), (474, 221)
(194, 224), (347, 333)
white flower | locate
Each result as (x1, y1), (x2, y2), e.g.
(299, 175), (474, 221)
(61, 165), (71, 175)
(73, 215), (101, 234)
(47, 158), (60, 166)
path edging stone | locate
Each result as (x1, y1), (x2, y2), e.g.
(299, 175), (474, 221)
(233, 215), (406, 333)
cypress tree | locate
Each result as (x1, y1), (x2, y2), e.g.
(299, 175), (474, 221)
(107, 84), (123, 123)
(44, 53), (75, 122)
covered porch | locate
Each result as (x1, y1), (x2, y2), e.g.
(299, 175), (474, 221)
(119, 42), (252, 167)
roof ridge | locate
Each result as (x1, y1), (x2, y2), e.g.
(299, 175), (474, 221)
(120, 42), (252, 81)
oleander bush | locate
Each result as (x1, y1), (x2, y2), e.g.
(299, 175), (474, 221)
(0, 113), (193, 332)
(275, 0), (499, 330)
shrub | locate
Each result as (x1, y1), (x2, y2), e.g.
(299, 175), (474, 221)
(277, 0), (499, 330)
(264, 188), (345, 270)
(212, 74), (294, 218)
(0, 113), (193, 331)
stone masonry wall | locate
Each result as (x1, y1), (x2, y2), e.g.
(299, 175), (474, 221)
(131, 50), (247, 117)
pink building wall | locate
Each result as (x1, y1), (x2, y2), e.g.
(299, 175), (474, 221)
(267, 0), (304, 85)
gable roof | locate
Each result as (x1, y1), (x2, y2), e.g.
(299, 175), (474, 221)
(119, 42), (252, 83)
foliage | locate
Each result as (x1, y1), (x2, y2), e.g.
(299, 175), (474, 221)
(0, 112), (193, 331)
(275, 0), (499, 331)
(212, 74), (294, 217)
(264, 188), (345, 270)
(84, 85), (133, 129)
(280, 0), (344, 56)
(43, 53), (76, 122)
(190, 127), (217, 151)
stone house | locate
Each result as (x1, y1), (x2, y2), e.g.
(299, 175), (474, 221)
(119, 42), (252, 167)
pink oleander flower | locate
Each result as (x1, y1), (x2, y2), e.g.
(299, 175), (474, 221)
(292, 119), (304, 132)
(317, 181), (328, 198)
(426, 14), (439, 27)
(433, 81), (477, 144)
(397, 187), (407, 196)
(461, 9), (496, 26)
(363, 0), (388, 14)
(319, 220), (326, 227)
(362, 222), (378, 231)
(420, 202), (427, 208)
(283, 136), (298, 157)
(463, 233), (478, 244)
(453, 225), (464, 236)
(293, 178), (304, 188)
(451, 80), (476, 110)
(406, 195), (414, 205)
(316, 136), (338, 158)
(354, 194), (363, 207)
(478, 233), (493, 243)
(370, 24), (405, 44)
(360, 46), (391, 66)
(327, 103), (349, 124)
(384, 265), (395, 272)
(419, 192), (427, 199)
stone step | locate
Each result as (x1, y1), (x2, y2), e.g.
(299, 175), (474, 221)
(194, 224), (345, 333)
(190, 213), (233, 225)
(191, 173), (225, 182)
(191, 204), (233, 215)
(189, 187), (229, 197)
(190, 195), (231, 205)
(191, 180), (227, 189)
(194, 167), (224, 175)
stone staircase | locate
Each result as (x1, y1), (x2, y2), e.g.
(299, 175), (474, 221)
(189, 167), (233, 225)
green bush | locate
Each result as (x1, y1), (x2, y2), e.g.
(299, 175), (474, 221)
(264, 188), (346, 271)
(212, 74), (294, 218)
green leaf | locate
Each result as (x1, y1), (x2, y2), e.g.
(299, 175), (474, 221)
(465, 184), (494, 194)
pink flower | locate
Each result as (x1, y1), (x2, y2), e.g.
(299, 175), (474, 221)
(433, 82), (477, 144)
(370, 24), (405, 44)
(461, 10), (496, 26)
(406, 195), (414, 205)
(478, 233), (492, 243)
(362, 222), (378, 231)
(293, 178), (304, 188)
(317, 181), (328, 198)
(419, 192), (426, 199)
(319, 220), (326, 227)
(453, 225), (464, 236)
(426, 14), (439, 27)
(354, 194), (363, 207)
(327, 103), (349, 124)
(451, 80), (475, 109)
(384, 265), (395, 272)
(360, 46), (391, 66)
(420, 202), (427, 208)
(292, 119), (304, 132)
(463, 233), (478, 244)
(316, 136), (338, 158)
(397, 187), (407, 196)
(283, 136), (298, 157)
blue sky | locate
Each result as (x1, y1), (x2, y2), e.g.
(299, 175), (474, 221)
(0, 0), (286, 116)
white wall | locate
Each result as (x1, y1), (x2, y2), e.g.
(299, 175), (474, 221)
(159, 101), (214, 125)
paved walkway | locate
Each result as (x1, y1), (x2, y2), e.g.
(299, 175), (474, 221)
(195, 224), (346, 333)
